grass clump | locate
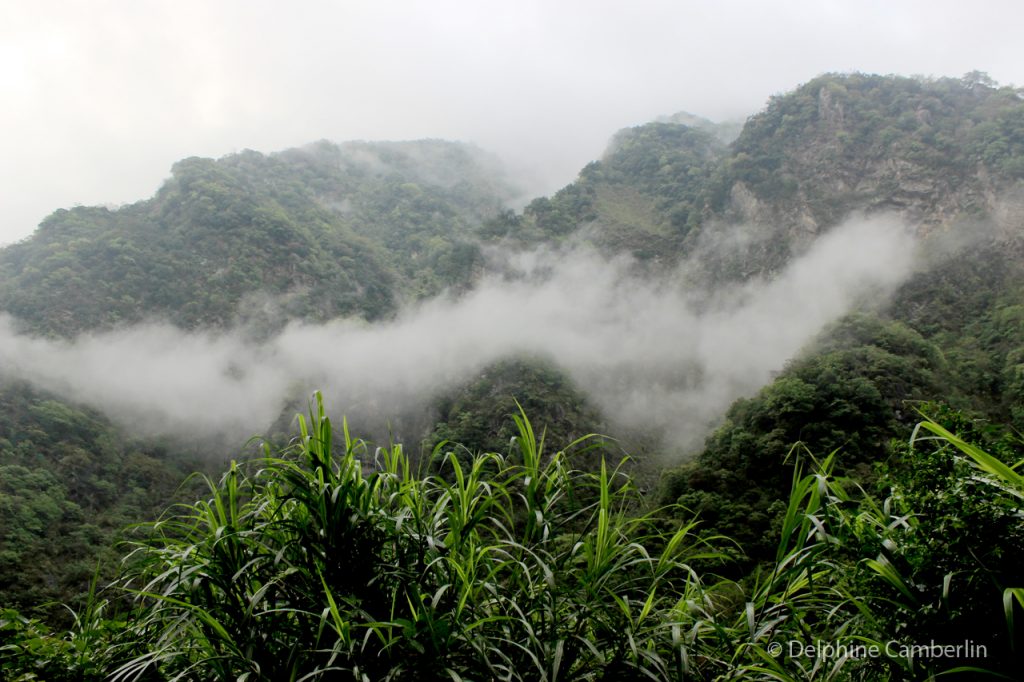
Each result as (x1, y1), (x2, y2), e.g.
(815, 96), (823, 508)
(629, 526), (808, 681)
(108, 394), (720, 681)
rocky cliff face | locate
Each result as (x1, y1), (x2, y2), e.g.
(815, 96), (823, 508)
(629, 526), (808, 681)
(722, 73), (1024, 241)
(631, 73), (1024, 302)
(519, 73), (1024, 282)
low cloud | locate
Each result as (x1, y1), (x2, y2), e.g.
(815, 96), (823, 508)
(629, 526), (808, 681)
(0, 215), (918, 451)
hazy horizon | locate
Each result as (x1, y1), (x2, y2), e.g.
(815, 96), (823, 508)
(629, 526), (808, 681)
(4, 0), (1024, 245)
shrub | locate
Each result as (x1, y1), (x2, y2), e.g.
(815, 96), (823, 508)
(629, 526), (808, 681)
(110, 395), (720, 680)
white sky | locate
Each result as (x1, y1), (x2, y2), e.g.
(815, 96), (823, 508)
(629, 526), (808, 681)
(3, 0), (1023, 245)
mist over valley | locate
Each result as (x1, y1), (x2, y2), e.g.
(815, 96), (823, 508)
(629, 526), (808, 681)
(4, 48), (1024, 677)
(0, 212), (918, 453)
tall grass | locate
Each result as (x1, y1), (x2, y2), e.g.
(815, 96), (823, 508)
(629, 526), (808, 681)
(109, 394), (727, 680)
(11, 398), (1013, 680)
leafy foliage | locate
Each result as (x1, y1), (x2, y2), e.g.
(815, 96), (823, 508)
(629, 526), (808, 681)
(0, 579), (124, 682)
(107, 395), (719, 680)
(870, 406), (1024, 670)
(507, 124), (723, 258)
(660, 313), (946, 563)
(0, 382), (202, 615)
(425, 356), (606, 459)
(0, 141), (513, 337)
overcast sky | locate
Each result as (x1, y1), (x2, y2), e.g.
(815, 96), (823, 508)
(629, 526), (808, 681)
(3, 0), (1023, 245)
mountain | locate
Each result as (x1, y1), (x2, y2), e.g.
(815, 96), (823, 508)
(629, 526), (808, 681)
(0, 139), (515, 337)
(509, 73), (1024, 277)
(3, 73), (1024, 670)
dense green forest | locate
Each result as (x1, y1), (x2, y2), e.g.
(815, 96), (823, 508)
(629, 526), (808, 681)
(0, 139), (514, 336)
(4, 72), (1024, 678)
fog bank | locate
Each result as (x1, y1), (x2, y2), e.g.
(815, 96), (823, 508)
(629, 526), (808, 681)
(0, 215), (918, 449)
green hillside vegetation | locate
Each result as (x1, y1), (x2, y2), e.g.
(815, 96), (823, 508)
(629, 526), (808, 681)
(274, 140), (515, 298)
(505, 123), (724, 258)
(425, 356), (606, 459)
(0, 140), (513, 338)
(660, 314), (946, 561)
(0, 381), (205, 615)
(660, 240), (1024, 568)
(499, 72), (1024, 280)
(0, 159), (393, 335)
(723, 72), (1024, 215)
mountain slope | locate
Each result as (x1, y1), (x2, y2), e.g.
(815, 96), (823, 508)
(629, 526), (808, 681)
(505, 73), (1024, 281)
(0, 140), (514, 336)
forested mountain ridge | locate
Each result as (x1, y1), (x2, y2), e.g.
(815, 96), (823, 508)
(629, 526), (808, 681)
(6, 74), (1023, 338)
(726, 73), (1024, 225)
(511, 72), (1024, 281)
(4, 72), (1024, 678)
(0, 139), (514, 337)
